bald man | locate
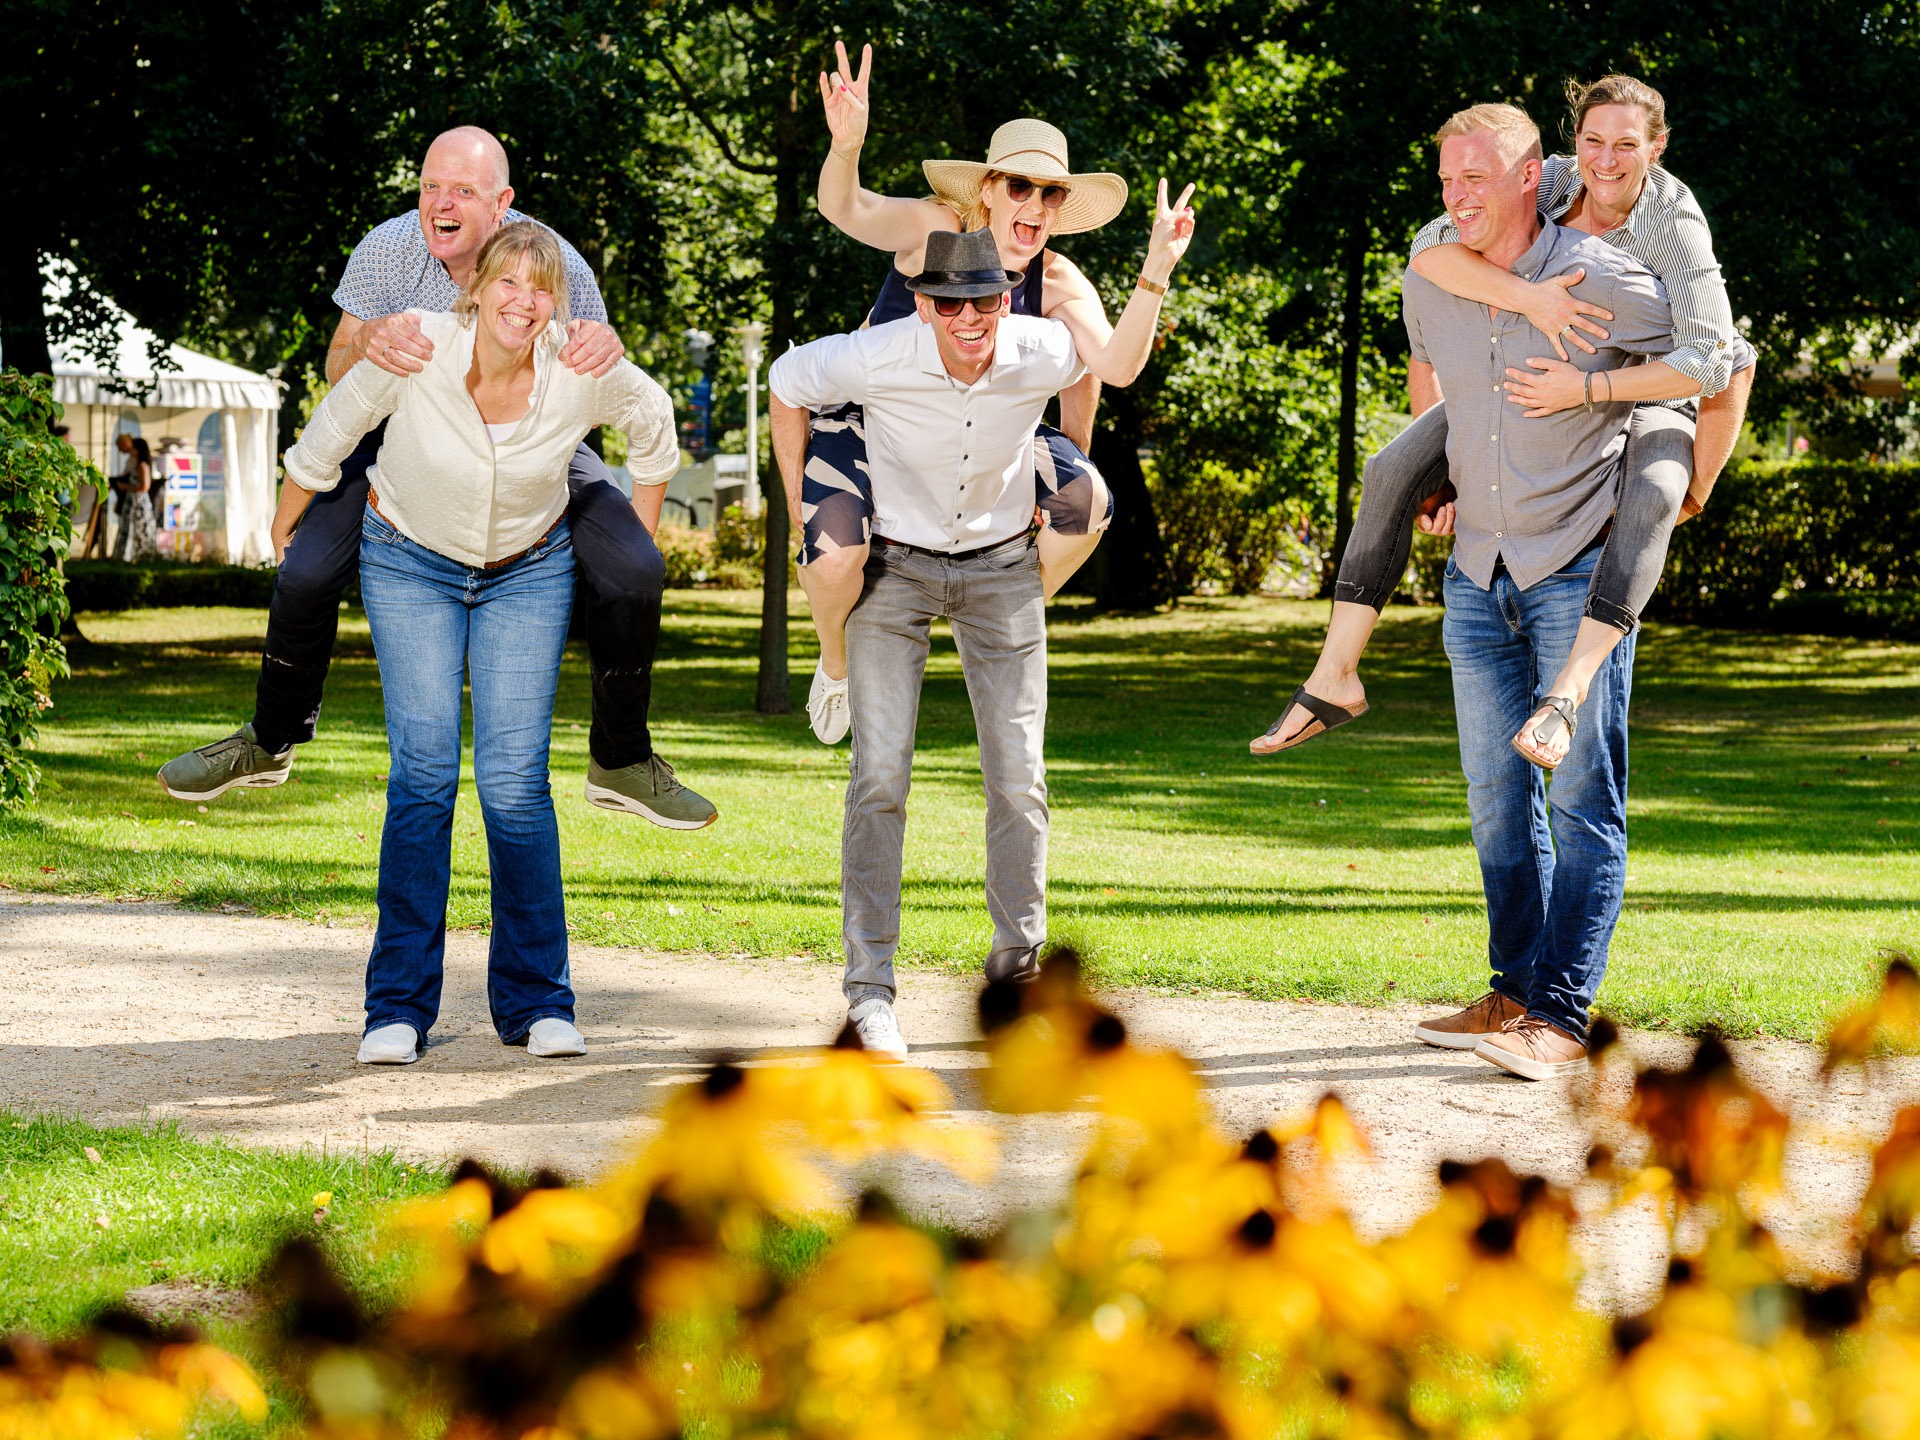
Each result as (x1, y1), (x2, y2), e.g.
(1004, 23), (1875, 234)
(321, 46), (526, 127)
(159, 128), (717, 830)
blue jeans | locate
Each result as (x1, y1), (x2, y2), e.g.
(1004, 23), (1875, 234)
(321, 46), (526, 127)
(357, 509), (577, 1045)
(1441, 540), (1635, 1041)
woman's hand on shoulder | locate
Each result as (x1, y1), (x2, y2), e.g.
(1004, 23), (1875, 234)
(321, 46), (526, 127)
(818, 40), (872, 154)
(1522, 270), (1612, 361)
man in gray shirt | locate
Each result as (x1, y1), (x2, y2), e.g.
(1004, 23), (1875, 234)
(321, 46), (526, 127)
(1403, 104), (1674, 1079)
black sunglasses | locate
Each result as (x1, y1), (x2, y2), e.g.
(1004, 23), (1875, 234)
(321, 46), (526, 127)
(1002, 175), (1070, 209)
(931, 293), (1007, 317)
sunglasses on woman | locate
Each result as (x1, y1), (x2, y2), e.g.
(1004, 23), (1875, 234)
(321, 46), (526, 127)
(931, 293), (1007, 317)
(1002, 175), (1070, 209)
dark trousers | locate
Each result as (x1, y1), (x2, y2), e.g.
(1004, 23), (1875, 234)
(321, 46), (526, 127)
(252, 432), (665, 768)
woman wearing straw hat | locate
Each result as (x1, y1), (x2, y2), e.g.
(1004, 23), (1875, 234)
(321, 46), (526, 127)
(787, 39), (1194, 745)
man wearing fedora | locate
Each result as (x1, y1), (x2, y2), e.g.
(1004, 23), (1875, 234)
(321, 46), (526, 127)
(771, 227), (1153, 1057)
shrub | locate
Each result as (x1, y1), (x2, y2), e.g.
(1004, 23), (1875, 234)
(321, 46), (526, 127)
(64, 559), (282, 612)
(1380, 459), (1920, 629)
(654, 507), (770, 591)
(653, 522), (717, 587)
(0, 373), (79, 807)
(1149, 458), (1317, 596)
(1656, 459), (1920, 629)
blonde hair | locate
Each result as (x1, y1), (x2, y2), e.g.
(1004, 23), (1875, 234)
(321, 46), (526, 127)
(1433, 103), (1544, 168)
(456, 221), (571, 330)
(1566, 74), (1670, 146)
(936, 170), (1010, 237)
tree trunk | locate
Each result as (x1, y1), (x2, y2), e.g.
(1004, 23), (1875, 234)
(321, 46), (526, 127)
(1090, 387), (1171, 610)
(0, 222), (51, 377)
(754, 32), (799, 716)
(1324, 222), (1366, 595)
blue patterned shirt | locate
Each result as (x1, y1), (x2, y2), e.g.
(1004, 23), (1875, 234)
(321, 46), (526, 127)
(331, 210), (606, 323)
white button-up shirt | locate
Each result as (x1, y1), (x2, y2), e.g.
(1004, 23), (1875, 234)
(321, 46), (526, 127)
(283, 310), (678, 566)
(769, 315), (1084, 553)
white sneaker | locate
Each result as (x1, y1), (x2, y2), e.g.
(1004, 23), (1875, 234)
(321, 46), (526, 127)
(807, 661), (851, 745)
(847, 997), (909, 1060)
(526, 1017), (586, 1058)
(356, 1022), (420, 1065)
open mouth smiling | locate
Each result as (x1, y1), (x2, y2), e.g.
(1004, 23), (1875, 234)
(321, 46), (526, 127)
(431, 218), (462, 237)
(1012, 219), (1041, 247)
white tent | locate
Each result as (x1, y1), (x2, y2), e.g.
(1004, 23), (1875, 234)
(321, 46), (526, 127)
(51, 319), (280, 565)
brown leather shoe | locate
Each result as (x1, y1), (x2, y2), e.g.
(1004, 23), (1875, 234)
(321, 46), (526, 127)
(1474, 1015), (1589, 1080)
(1413, 990), (1527, 1050)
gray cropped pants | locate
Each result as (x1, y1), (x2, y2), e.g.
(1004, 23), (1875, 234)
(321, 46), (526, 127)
(1332, 402), (1697, 633)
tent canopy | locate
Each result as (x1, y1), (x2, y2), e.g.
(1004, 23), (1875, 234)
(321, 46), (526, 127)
(50, 320), (280, 412)
(47, 315), (281, 566)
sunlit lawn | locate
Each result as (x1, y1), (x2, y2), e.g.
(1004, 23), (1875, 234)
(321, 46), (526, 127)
(3, 591), (1916, 1040)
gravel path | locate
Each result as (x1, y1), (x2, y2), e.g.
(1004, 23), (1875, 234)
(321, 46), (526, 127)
(4, 892), (1908, 1309)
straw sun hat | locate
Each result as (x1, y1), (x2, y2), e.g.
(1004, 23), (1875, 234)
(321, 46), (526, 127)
(921, 119), (1129, 237)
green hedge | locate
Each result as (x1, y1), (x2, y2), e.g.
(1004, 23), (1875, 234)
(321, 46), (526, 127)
(1654, 460), (1920, 631)
(65, 559), (282, 612)
(1389, 460), (1920, 640)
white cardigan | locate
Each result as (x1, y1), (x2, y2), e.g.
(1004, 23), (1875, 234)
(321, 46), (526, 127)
(283, 310), (679, 566)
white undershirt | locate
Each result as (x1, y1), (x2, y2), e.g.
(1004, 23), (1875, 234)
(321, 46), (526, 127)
(484, 422), (517, 443)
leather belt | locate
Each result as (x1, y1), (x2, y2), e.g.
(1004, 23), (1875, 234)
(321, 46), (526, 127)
(874, 532), (1028, 562)
(369, 488), (564, 570)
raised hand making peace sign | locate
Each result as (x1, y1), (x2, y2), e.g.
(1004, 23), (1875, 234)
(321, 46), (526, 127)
(818, 40), (873, 156)
(1144, 178), (1198, 279)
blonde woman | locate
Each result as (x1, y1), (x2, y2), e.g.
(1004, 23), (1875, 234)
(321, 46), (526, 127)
(277, 224), (679, 1066)
(781, 40), (1194, 743)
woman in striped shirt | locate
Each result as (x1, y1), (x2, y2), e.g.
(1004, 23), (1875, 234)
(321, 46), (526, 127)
(1254, 74), (1756, 769)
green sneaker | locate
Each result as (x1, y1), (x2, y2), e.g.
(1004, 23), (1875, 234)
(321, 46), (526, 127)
(584, 754), (717, 830)
(157, 723), (293, 801)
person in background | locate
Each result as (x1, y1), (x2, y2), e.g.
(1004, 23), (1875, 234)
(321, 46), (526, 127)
(111, 434), (158, 563)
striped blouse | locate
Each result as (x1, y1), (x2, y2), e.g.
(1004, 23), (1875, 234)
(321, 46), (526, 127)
(1409, 155), (1749, 397)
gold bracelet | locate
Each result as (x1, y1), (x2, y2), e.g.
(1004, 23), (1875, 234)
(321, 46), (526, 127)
(1137, 275), (1168, 296)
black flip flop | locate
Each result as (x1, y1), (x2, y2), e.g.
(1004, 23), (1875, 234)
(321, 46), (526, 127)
(1254, 685), (1369, 755)
(1512, 695), (1579, 770)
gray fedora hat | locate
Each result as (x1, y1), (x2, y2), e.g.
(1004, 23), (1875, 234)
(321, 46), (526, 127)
(903, 228), (1021, 301)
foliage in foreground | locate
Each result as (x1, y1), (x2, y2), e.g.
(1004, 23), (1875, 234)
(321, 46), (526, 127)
(12, 951), (1920, 1440)
(0, 373), (78, 807)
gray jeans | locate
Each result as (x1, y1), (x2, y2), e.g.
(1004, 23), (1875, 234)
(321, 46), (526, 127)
(841, 535), (1049, 1002)
(1333, 401), (1697, 633)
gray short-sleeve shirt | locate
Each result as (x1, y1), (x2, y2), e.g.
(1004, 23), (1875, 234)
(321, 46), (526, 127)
(1403, 218), (1674, 592)
(331, 210), (607, 323)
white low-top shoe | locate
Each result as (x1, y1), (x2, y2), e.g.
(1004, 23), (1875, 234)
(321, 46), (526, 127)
(356, 1022), (420, 1065)
(807, 661), (851, 745)
(527, 1017), (587, 1058)
(846, 997), (909, 1060)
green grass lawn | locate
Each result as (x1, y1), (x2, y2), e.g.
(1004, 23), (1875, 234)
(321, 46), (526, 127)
(2, 591), (1915, 1040)
(0, 1110), (445, 1337)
